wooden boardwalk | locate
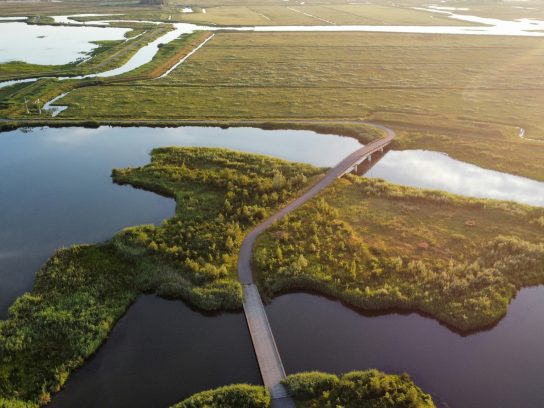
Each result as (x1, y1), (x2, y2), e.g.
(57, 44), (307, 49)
(242, 284), (293, 403)
(238, 122), (395, 406)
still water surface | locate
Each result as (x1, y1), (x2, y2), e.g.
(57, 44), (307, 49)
(267, 289), (544, 408)
(2, 125), (542, 315)
(51, 295), (261, 408)
(0, 22), (129, 65)
(1, 126), (543, 407)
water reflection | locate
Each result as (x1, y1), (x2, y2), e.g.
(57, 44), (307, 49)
(0, 22), (129, 65)
(368, 150), (544, 206)
(0, 126), (358, 317)
(2, 125), (541, 316)
(267, 288), (544, 408)
(51, 295), (260, 408)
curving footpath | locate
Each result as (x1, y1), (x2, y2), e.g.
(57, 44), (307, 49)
(237, 123), (395, 407)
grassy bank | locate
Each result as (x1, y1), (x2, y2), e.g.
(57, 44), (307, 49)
(170, 370), (434, 407)
(0, 147), (322, 406)
(0, 30), (212, 118)
(0, 23), (171, 82)
(172, 384), (270, 408)
(254, 176), (544, 332)
(49, 31), (544, 180)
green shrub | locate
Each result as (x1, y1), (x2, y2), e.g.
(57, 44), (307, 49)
(172, 384), (270, 408)
(284, 370), (435, 407)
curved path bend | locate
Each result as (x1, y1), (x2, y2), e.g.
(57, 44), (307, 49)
(237, 123), (395, 407)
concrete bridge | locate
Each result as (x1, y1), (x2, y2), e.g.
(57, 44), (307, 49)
(237, 123), (395, 406)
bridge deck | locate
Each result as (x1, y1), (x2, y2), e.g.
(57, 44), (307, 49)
(238, 123), (395, 407)
(242, 284), (292, 402)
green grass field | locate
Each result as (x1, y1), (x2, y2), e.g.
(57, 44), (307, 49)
(51, 31), (544, 180)
(176, 4), (464, 26)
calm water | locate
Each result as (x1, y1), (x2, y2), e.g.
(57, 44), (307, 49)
(1, 125), (543, 407)
(51, 295), (261, 408)
(1, 125), (542, 316)
(367, 149), (544, 206)
(267, 289), (544, 408)
(3, 10), (542, 89)
(0, 126), (360, 317)
(0, 22), (129, 65)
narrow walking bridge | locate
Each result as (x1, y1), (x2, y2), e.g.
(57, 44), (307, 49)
(237, 122), (395, 407)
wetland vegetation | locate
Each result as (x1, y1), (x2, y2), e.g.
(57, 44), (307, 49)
(170, 369), (435, 408)
(0, 22), (170, 81)
(0, 147), (321, 406)
(1, 2), (544, 406)
(254, 176), (544, 332)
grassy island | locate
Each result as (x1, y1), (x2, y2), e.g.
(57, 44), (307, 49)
(171, 370), (435, 408)
(254, 176), (544, 332)
(0, 147), (322, 406)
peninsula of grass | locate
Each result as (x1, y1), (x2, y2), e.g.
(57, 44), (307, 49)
(171, 370), (435, 407)
(0, 147), (323, 407)
(253, 176), (544, 332)
(0, 22), (171, 82)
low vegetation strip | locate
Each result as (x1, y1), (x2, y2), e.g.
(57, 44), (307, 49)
(46, 31), (544, 180)
(0, 148), (323, 406)
(254, 176), (544, 332)
(0, 23), (170, 82)
(172, 384), (270, 408)
(0, 30), (213, 118)
(168, 370), (435, 407)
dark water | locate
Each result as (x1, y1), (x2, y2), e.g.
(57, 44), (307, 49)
(0, 125), (359, 316)
(51, 295), (261, 408)
(1, 126), (543, 408)
(266, 289), (544, 408)
(0, 128), (175, 317)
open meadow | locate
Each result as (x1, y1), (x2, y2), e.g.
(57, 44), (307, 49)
(55, 31), (544, 180)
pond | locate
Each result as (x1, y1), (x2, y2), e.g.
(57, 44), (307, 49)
(0, 125), (542, 407)
(51, 295), (261, 408)
(267, 288), (544, 408)
(367, 149), (544, 206)
(0, 22), (129, 65)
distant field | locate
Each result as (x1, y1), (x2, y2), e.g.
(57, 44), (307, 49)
(176, 4), (463, 26)
(59, 31), (544, 180)
(451, 3), (544, 21)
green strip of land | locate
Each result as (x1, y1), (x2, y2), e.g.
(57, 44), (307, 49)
(0, 22), (171, 82)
